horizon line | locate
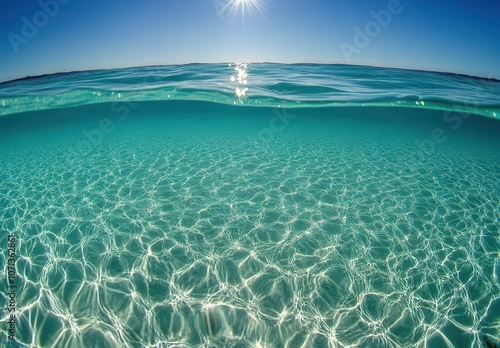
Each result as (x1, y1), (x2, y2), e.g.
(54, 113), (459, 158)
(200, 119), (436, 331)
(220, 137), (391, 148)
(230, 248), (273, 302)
(1, 62), (498, 85)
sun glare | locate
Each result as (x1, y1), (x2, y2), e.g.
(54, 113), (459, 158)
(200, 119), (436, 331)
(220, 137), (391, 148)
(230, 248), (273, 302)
(216, 0), (267, 22)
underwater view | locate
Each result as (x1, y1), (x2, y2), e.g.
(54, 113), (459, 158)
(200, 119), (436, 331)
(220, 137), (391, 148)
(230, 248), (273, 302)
(1, 63), (500, 348)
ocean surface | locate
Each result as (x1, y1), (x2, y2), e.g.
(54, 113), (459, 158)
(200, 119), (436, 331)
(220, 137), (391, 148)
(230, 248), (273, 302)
(0, 63), (499, 348)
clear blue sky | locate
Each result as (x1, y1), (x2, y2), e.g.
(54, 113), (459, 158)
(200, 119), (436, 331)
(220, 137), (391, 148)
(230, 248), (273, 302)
(0, 0), (499, 82)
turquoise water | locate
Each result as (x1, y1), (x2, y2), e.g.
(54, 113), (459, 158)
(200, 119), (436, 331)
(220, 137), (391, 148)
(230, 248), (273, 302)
(1, 64), (500, 347)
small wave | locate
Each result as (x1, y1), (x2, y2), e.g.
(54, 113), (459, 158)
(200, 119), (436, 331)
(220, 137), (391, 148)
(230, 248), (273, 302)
(1, 63), (499, 119)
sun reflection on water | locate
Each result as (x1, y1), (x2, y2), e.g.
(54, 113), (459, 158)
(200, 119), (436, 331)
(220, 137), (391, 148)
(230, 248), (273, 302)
(230, 62), (249, 98)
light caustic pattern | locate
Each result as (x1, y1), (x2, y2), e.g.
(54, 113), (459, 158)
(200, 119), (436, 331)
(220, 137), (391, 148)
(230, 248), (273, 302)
(0, 111), (500, 348)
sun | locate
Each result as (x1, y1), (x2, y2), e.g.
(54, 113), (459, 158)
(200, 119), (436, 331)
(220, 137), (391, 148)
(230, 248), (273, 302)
(215, 0), (267, 22)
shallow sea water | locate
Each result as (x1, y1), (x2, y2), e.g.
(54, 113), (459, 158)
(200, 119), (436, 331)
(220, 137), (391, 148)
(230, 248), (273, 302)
(1, 64), (500, 347)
